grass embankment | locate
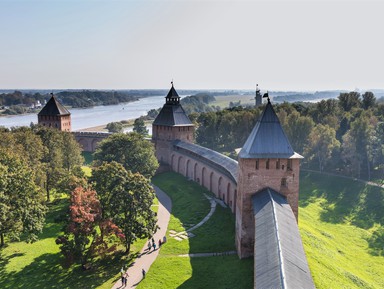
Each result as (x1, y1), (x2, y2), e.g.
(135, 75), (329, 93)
(212, 94), (255, 108)
(0, 198), (144, 289)
(299, 171), (384, 289)
(137, 172), (254, 289)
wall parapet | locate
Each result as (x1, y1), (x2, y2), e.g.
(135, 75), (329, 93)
(173, 140), (238, 184)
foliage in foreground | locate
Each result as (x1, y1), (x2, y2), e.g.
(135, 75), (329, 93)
(56, 187), (123, 267)
(90, 162), (158, 253)
(0, 148), (46, 247)
(93, 132), (159, 178)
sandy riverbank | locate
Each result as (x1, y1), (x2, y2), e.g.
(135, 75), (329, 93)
(75, 124), (108, 132)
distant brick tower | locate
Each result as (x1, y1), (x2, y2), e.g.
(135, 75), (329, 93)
(38, 93), (71, 131)
(152, 83), (195, 164)
(255, 84), (262, 107)
(236, 98), (303, 258)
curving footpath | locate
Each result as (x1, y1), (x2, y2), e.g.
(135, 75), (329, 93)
(111, 186), (172, 289)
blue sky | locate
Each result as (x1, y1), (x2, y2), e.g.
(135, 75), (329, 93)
(1, 0), (383, 91)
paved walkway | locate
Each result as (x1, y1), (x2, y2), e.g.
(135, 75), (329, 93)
(111, 186), (172, 289)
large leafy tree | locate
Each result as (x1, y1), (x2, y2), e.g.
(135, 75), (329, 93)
(283, 110), (314, 154)
(133, 117), (149, 136)
(106, 122), (123, 133)
(37, 128), (84, 200)
(338, 92), (361, 112)
(56, 187), (123, 266)
(304, 124), (340, 171)
(90, 162), (157, 253)
(0, 149), (46, 247)
(93, 132), (159, 178)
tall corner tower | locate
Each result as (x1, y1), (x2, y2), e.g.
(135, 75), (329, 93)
(255, 84), (262, 107)
(38, 93), (71, 132)
(152, 83), (195, 164)
(236, 98), (303, 258)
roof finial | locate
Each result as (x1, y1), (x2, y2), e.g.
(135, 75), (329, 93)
(171, 79), (174, 87)
(263, 91), (270, 102)
(50, 92), (54, 98)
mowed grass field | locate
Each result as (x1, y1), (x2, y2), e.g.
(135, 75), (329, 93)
(1, 170), (384, 288)
(211, 94), (255, 108)
(299, 171), (384, 288)
(137, 172), (254, 289)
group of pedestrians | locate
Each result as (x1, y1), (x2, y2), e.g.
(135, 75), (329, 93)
(147, 235), (167, 253)
(119, 235), (167, 287)
(120, 267), (129, 287)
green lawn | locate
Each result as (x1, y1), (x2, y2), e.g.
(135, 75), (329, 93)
(137, 172), (254, 289)
(0, 198), (152, 289)
(2, 170), (383, 289)
(299, 171), (384, 289)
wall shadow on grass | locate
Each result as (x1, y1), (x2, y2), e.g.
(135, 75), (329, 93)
(152, 172), (254, 289)
(300, 171), (384, 256)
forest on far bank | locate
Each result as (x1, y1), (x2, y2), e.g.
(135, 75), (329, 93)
(189, 91), (384, 182)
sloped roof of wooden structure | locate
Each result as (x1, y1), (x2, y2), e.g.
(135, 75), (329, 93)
(239, 100), (302, 159)
(253, 188), (315, 289)
(38, 94), (70, 116)
(153, 84), (194, 127)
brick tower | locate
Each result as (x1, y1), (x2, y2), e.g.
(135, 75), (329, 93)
(152, 83), (195, 165)
(236, 98), (303, 258)
(38, 93), (71, 131)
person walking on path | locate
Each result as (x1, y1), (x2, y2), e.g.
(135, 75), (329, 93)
(158, 239), (162, 248)
(120, 267), (125, 286)
(152, 242), (156, 251)
(123, 272), (128, 287)
(142, 268), (146, 279)
(147, 241), (151, 251)
(111, 186), (172, 289)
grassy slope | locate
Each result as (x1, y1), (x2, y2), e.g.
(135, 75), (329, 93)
(137, 172), (254, 289)
(299, 171), (384, 289)
(2, 170), (383, 288)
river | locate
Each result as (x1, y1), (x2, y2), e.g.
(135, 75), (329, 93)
(0, 95), (168, 131)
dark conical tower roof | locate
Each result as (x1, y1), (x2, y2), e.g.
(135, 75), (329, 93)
(239, 99), (302, 159)
(153, 83), (193, 127)
(38, 94), (70, 116)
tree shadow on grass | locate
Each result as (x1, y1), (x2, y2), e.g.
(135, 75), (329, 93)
(300, 172), (384, 256)
(0, 249), (132, 289)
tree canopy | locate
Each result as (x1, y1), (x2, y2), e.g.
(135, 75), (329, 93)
(0, 149), (46, 247)
(93, 132), (158, 178)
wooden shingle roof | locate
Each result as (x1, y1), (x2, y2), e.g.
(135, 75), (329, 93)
(239, 100), (302, 159)
(38, 94), (70, 116)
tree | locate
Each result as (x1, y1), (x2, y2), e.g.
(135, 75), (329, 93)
(90, 161), (129, 218)
(62, 132), (84, 172)
(37, 128), (85, 200)
(304, 124), (340, 171)
(90, 162), (157, 253)
(56, 187), (123, 266)
(342, 113), (376, 179)
(133, 117), (148, 136)
(283, 111), (314, 154)
(362, 91), (376, 110)
(338, 92), (361, 112)
(93, 132), (159, 178)
(0, 149), (46, 247)
(106, 122), (123, 133)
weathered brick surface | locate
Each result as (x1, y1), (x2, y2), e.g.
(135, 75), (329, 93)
(236, 158), (300, 258)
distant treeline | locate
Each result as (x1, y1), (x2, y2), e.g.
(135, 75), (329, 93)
(194, 91), (384, 181)
(0, 90), (142, 110)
